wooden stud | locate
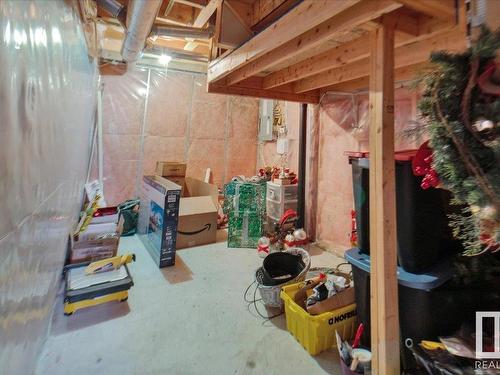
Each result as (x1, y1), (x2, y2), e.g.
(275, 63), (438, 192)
(368, 16), (399, 375)
(223, 0), (402, 86)
(207, 0), (362, 83)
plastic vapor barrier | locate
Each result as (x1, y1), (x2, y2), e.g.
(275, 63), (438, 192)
(0, 1), (97, 374)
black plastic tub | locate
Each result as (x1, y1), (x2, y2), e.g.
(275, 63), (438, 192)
(348, 150), (462, 273)
(345, 248), (500, 370)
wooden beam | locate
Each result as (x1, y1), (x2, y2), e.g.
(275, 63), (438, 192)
(163, 0), (177, 17)
(379, 9), (419, 36)
(320, 62), (430, 92)
(394, 0), (456, 20)
(251, 0), (302, 34)
(293, 27), (466, 92)
(175, 0), (206, 9)
(368, 16), (399, 375)
(207, 0), (362, 83)
(192, 0), (220, 27)
(209, 0), (223, 59)
(207, 82), (319, 103)
(265, 15), (457, 90)
(185, 0), (221, 51)
(224, 0), (402, 86)
(263, 35), (370, 89)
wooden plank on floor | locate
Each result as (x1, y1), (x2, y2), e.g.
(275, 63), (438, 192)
(368, 16), (399, 375)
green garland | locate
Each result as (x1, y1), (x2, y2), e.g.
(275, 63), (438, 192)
(416, 27), (500, 256)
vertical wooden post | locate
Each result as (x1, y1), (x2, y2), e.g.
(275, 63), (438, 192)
(297, 103), (307, 228)
(368, 16), (399, 375)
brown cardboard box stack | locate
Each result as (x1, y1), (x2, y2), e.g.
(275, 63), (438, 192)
(69, 181), (123, 263)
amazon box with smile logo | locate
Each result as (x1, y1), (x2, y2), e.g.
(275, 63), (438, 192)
(176, 177), (218, 249)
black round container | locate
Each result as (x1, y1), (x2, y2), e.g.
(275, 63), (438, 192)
(261, 252), (305, 286)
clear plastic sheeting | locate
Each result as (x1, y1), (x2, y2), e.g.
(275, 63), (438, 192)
(0, 1), (97, 374)
(320, 92), (369, 142)
(97, 65), (260, 206)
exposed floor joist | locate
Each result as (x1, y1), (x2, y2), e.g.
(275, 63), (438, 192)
(394, 0), (456, 20)
(207, 0), (362, 83)
(222, 0), (402, 86)
(207, 82), (319, 103)
(206, 0), (466, 99)
(293, 27), (466, 92)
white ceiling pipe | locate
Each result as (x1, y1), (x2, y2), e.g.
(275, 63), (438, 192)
(121, 0), (162, 63)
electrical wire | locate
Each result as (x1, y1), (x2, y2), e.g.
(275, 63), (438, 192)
(243, 280), (283, 320)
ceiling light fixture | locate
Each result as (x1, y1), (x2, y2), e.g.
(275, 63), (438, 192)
(158, 54), (171, 65)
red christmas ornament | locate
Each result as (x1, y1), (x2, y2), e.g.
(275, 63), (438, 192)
(412, 141), (440, 189)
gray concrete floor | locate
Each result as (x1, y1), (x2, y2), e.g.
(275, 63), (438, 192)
(36, 232), (347, 375)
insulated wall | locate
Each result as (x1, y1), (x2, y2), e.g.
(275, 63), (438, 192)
(98, 68), (259, 206)
(258, 101), (301, 172)
(316, 89), (420, 250)
(0, 2), (97, 374)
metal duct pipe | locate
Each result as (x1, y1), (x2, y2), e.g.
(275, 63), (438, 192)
(144, 48), (209, 63)
(150, 24), (215, 40)
(96, 0), (127, 26)
(121, 0), (162, 63)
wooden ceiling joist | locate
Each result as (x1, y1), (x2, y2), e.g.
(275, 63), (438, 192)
(207, 81), (319, 103)
(293, 26), (466, 92)
(263, 13), (456, 90)
(223, 0), (403, 87)
(207, 0), (362, 83)
(394, 0), (456, 20)
(206, 0), (465, 101)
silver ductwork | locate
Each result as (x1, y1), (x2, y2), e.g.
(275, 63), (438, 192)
(144, 48), (209, 63)
(121, 0), (162, 63)
(96, 0), (127, 26)
(150, 24), (215, 40)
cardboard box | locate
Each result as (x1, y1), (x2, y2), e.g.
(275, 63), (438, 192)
(70, 217), (124, 263)
(155, 162), (187, 177)
(165, 176), (186, 196)
(176, 177), (218, 249)
(137, 176), (181, 267)
(70, 237), (119, 263)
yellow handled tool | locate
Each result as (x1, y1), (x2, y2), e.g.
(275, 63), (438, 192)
(420, 340), (446, 351)
(85, 253), (136, 275)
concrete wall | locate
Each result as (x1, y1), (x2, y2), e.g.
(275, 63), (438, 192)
(100, 69), (259, 206)
(0, 2), (97, 374)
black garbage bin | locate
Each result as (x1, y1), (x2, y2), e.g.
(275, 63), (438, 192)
(347, 150), (462, 273)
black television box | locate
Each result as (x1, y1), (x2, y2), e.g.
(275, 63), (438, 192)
(138, 176), (181, 267)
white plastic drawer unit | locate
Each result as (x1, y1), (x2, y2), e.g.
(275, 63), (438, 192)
(266, 181), (298, 203)
(266, 198), (298, 221)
